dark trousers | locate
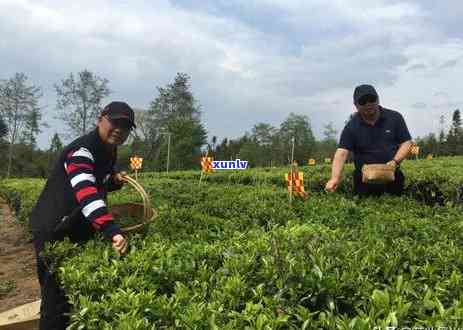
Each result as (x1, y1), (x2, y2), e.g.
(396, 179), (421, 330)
(33, 225), (93, 330)
(353, 168), (405, 196)
(34, 240), (70, 330)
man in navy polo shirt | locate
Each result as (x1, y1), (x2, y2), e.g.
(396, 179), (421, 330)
(325, 84), (412, 196)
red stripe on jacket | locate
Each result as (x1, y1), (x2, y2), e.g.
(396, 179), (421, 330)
(93, 214), (114, 229)
(65, 149), (114, 230)
(75, 186), (98, 203)
(66, 162), (94, 175)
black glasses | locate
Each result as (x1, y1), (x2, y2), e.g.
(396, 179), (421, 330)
(358, 94), (377, 106)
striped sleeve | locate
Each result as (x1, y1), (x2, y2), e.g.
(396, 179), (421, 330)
(64, 147), (121, 240)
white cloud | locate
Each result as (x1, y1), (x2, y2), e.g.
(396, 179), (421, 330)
(0, 0), (463, 147)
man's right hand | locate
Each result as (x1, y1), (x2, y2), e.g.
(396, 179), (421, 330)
(112, 234), (128, 256)
(325, 178), (340, 193)
(113, 171), (127, 186)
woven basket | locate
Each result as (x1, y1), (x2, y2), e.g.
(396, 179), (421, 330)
(109, 175), (157, 233)
(362, 164), (395, 184)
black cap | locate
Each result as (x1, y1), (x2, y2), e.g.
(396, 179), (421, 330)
(101, 101), (136, 129)
(353, 84), (378, 104)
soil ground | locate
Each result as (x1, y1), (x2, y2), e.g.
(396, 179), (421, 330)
(0, 199), (40, 313)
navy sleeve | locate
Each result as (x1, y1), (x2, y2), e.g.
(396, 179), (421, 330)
(339, 124), (354, 151)
(395, 113), (412, 144)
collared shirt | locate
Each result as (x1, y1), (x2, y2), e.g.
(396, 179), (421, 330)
(339, 106), (412, 170)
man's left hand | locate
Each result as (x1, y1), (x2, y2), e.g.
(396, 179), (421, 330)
(113, 171), (127, 185)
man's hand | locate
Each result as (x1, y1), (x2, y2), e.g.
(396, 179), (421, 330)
(325, 177), (340, 193)
(326, 148), (349, 193)
(386, 160), (397, 169)
(112, 234), (128, 256)
(113, 171), (127, 186)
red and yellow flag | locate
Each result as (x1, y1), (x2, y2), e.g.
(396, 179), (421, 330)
(201, 157), (214, 173)
(130, 156), (143, 170)
(285, 171), (308, 199)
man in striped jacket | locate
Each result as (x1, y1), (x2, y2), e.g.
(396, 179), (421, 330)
(29, 101), (136, 329)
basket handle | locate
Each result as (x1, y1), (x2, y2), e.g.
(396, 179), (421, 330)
(118, 175), (154, 232)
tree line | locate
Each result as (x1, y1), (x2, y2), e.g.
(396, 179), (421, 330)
(414, 111), (463, 157)
(0, 70), (461, 178)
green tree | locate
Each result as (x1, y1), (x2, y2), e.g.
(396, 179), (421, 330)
(248, 123), (278, 167)
(49, 132), (64, 153)
(211, 136), (217, 150)
(315, 122), (338, 160)
(215, 136), (251, 162)
(128, 108), (152, 160)
(323, 122), (337, 142)
(0, 115), (6, 140)
(55, 69), (110, 138)
(208, 135), (217, 156)
(447, 109), (462, 155)
(0, 72), (43, 177)
(21, 106), (45, 147)
(279, 113), (316, 165)
(438, 115), (447, 156)
(131, 108), (150, 142)
(8, 143), (48, 177)
(146, 73), (207, 170)
(215, 138), (228, 160)
(0, 115), (7, 175)
(416, 133), (438, 157)
(252, 123), (277, 146)
(238, 134), (260, 167)
(47, 132), (63, 172)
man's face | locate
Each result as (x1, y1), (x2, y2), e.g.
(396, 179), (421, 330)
(355, 94), (379, 118)
(97, 116), (131, 146)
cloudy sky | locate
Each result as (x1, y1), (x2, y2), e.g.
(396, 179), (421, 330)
(1, 0), (463, 149)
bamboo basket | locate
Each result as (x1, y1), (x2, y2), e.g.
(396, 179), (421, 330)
(362, 164), (395, 184)
(109, 174), (157, 233)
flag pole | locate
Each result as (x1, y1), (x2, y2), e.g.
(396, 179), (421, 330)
(199, 171), (204, 186)
(199, 150), (208, 186)
(289, 137), (295, 207)
(199, 153), (204, 186)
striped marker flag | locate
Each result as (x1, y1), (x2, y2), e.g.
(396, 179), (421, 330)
(130, 156), (143, 170)
(285, 171), (309, 200)
(201, 157), (214, 173)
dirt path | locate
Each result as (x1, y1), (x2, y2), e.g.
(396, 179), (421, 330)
(0, 199), (40, 313)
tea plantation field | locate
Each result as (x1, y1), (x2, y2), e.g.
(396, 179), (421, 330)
(1, 157), (463, 329)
